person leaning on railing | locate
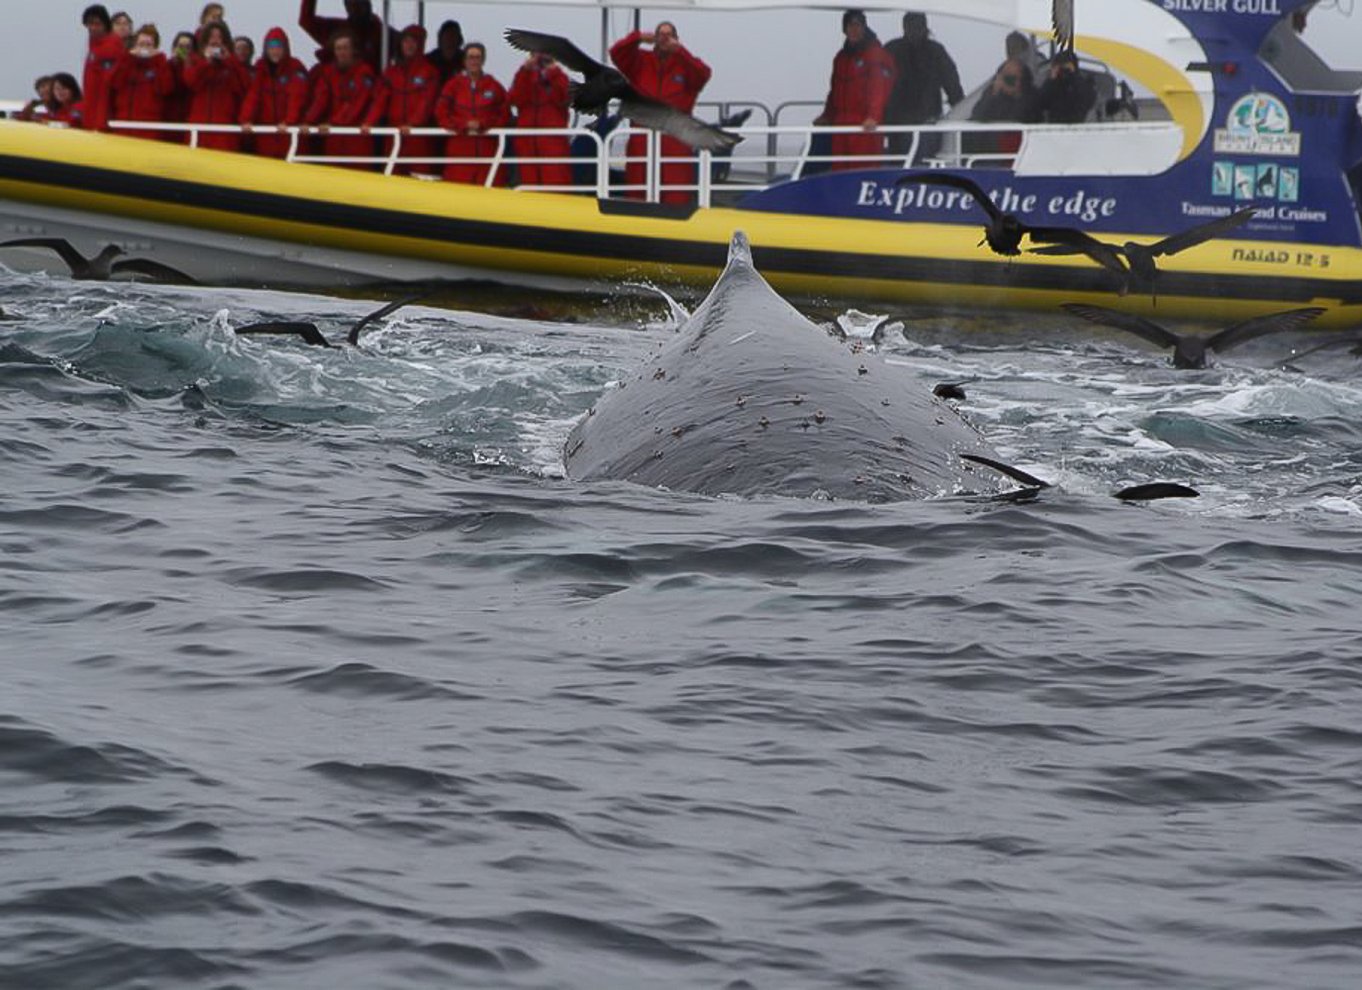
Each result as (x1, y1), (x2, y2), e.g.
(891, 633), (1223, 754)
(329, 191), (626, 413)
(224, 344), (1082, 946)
(304, 28), (381, 170)
(364, 24), (440, 177)
(240, 27), (310, 159)
(814, 10), (896, 172)
(508, 49), (572, 190)
(109, 24), (175, 141)
(184, 20), (252, 151)
(434, 42), (510, 186)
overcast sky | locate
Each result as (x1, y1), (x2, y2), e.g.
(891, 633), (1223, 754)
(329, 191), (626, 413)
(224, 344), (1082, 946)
(10, 1), (1362, 122)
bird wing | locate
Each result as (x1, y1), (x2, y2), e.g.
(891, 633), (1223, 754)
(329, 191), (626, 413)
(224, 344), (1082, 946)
(1053, 0), (1075, 53)
(1029, 230), (1130, 276)
(1207, 307), (1327, 354)
(1061, 303), (1181, 349)
(109, 258), (197, 284)
(504, 29), (604, 77)
(894, 172), (1001, 224)
(1275, 333), (1362, 365)
(1149, 206), (1257, 257)
(347, 291), (430, 346)
(619, 96), (742, 151)
(0, 237), (88, 274)
(961, 453), (1052, 489)
(235, 321), (334, 348)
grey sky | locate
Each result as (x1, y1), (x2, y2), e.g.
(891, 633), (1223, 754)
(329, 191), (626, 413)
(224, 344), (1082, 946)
(10, 1), (1362, 124)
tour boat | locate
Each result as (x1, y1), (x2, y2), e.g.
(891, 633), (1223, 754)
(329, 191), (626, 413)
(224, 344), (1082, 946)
(0, 0), (1359, 325)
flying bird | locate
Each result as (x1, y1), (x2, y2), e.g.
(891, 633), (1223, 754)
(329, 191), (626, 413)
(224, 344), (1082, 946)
(234, 292), (429, 349)
(0, 237), (195, 283)
(894, 172), (1094, 257)
(1031, 207), (1258, 301)
(1062, 302), (1325, 369)
(503, 28), (742, 153)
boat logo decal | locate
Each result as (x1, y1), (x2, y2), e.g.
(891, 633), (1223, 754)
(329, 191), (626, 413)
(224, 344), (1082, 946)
(1213, 93), (1299, 157)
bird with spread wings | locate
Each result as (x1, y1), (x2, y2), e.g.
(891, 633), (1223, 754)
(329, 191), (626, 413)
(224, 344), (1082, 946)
(503, 28), (742, 153)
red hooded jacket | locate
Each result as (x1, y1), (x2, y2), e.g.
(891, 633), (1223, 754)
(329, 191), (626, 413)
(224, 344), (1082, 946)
(184, 50), (252, 151)
(83, 33), (125, 132)
(508, 59), (572, 189)
(109, 49), (175, 140)
(241, 28), (310, 157)
(435, 71), (509, 185)
(306, 59), (381, 168)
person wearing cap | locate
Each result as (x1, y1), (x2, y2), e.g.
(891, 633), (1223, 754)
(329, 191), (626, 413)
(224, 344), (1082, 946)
(814, 10), (896, 171)
(184, 19), (252, 151)
(609, 22), (713, 203)
(883, 12), (962, 161)
(240, 27), (310, 158)
(426, 20), (464, 84)
(509, 47), (573, 190)
(364, 24), (440, 176)
(1034, 50), (1095, 123)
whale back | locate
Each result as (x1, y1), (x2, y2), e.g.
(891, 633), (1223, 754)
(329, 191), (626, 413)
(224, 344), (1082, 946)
(564, 232), (1004, 501)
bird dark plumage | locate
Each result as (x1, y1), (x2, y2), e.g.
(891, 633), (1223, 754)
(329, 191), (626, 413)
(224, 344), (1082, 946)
(234, 293), (429, 349)
(1063, 302), (1325, 369)
(894, 172), (1093, 257)
(1031, 208), (1258, 301)
(503, 28), (742, 152)
(0, 237), (196, 284)
(1053, 0), (1075, 55)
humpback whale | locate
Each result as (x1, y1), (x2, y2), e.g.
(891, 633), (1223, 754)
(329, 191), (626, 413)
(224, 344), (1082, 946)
(563, 232), (1015, 501)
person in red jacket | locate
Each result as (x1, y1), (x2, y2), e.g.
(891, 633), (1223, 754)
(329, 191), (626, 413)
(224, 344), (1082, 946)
(434, 43), (509, 186)
(109, 25), (176, 141)
(815, 10), (896, 171)
(164, 31), (196, 131)
(508, 48), (572, 190)
(82, 4), (125, 132)
(304, 30), (380, 170)
(241, 27), (310, 159)
(363, 24), (439, 176)
(299, 0), (400, 73)
(49, 74), (86, 128)
(184, 20), (252, 151)
(18, 77), (57, 123)
(609, 22), (712, 204)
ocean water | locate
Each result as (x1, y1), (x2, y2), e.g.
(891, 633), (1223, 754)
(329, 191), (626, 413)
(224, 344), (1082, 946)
(2, 271), (1362, 990)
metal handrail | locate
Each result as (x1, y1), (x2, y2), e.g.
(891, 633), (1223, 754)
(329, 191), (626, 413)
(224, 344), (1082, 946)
(103, 117), (1180, 206)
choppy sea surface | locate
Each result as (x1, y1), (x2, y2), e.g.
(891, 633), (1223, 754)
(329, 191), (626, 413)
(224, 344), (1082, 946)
(3, 270), (1362, 990)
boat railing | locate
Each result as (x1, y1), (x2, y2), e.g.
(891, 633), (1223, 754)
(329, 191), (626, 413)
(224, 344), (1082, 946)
(99, 117), (1181, 207)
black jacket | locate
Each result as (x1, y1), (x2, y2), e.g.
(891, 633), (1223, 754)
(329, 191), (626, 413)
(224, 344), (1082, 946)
(883, 37), (963, 125)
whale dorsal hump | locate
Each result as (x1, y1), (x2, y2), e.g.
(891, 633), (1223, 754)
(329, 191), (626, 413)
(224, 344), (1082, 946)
(727, 230), (752, 267)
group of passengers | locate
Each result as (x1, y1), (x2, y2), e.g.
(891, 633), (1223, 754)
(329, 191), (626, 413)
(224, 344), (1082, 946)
(17, 2), (1102, 188)
(17, 1), (589, 187)
(817, 9), (1099, 170)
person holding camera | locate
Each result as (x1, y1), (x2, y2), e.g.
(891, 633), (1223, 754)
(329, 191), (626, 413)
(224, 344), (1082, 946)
(184, 20), (252, 151)
(508, 48), (572, 190)
(109, 24), (175, 140)
(609, 22), (712, 203)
